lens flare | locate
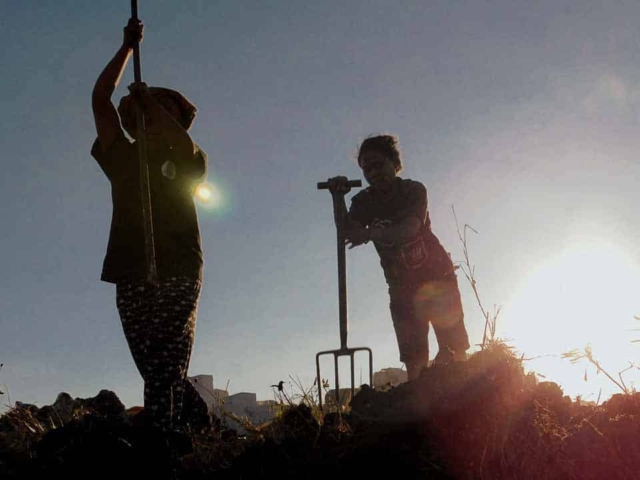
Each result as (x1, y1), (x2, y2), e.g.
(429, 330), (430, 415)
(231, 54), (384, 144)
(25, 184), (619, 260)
(194, 182), (223, 209)
(196, 184), (212, 201)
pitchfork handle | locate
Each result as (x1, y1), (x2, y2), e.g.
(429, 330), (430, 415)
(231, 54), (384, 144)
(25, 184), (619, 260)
(317, 180), (362, 190)
(318, 178), (362, 350)
(131, 1), (143, 83)
(130, 0), (158, 285)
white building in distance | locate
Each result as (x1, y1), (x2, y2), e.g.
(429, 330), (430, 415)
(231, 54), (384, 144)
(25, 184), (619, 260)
(188, 374), (278, 433)
(373, 367), (407, 388)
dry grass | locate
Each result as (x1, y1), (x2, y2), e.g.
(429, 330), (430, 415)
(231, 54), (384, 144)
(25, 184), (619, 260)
(452, 205), (501, 349)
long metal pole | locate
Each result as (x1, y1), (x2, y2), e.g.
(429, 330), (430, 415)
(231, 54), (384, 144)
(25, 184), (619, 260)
(332, 193), (348, 351)
(317, 179), (361, 350)
(130, 0), (157, 285)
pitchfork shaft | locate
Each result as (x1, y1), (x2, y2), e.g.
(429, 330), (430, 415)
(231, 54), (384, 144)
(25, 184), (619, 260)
(130, 0), (157, 285)
(317, 179), (361, 349)
(333, 192), (348, 349)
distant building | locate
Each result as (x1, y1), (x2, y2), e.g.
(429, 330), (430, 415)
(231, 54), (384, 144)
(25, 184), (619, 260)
(373, 367), (407, 388)
(321, 368), (408, 407)
(188, 374), (216, 408)
(225, 392), (278, 427)
(187, 375), (278, 433)
(324, 387), (358, 408)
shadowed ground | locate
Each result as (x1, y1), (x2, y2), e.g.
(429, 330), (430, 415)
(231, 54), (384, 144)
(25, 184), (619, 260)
(2, 343), (640, 479)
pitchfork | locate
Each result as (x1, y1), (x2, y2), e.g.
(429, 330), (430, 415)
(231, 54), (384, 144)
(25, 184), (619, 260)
(316, 178), (373, 411)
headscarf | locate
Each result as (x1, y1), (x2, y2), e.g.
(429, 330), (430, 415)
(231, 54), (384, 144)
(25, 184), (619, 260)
(118, 86), (198, 136)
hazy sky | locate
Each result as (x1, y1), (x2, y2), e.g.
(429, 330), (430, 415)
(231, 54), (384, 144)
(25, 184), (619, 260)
(2, 0), (640, 412)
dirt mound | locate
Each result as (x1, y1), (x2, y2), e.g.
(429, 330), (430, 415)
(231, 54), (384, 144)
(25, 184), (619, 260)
(2, 345), (640, 479)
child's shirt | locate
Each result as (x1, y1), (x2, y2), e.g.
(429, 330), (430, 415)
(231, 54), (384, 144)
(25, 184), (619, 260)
(349, 177), (455, 287)
(91, 133), (207, 284)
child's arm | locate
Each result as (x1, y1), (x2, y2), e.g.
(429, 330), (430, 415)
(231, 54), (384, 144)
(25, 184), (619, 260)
(344, 215), (421, 249)
(368, 217), (422, 245)
(92, 19), (142, 153)
(326, 176), (364, 230)
(368, 181), (426, 245)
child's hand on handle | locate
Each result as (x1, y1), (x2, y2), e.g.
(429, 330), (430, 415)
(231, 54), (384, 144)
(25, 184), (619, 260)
(326, 176), (352, 194)
(127, 81), (153, 106)
(122, 17), (143, 50)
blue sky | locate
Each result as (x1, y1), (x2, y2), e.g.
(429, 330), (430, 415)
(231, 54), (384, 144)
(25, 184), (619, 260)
(2, 0), (640, 412)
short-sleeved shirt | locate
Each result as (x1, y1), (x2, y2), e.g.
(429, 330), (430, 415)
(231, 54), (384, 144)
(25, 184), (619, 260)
(349, 177), (455, 287)
(91, 134), (206, 284)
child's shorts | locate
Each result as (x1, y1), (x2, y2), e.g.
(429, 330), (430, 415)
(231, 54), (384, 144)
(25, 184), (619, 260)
(389, 278), (469, 363)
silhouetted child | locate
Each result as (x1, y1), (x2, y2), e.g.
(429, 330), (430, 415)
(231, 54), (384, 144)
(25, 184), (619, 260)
(328, 134), (470, 380)
(90, 18), (210, 431)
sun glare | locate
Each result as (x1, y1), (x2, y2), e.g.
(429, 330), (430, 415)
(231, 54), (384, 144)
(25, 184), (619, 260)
(196, 185), (212, 200)
(504, 243), (640, 399)
(194, 182), (223, 208)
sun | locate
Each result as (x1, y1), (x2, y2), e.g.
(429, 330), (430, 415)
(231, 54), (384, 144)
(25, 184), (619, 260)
(503, 242), (640, 399)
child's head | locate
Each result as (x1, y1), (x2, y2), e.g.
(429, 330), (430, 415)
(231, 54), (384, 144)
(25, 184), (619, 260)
(357, 134), (403, 174)
(118, 87), (197, 138)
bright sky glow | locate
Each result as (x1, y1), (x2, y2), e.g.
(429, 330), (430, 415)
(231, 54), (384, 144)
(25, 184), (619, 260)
(504, 241), (640, 400)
